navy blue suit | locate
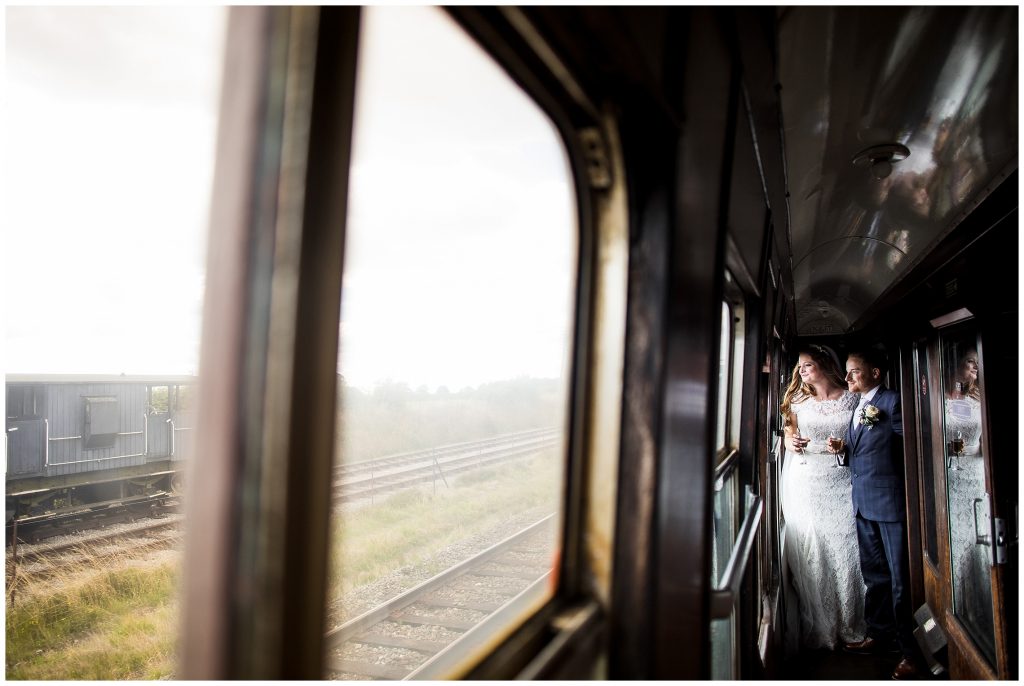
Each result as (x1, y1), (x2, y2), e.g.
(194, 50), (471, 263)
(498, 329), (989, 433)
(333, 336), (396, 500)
(848, 386), (917, 658)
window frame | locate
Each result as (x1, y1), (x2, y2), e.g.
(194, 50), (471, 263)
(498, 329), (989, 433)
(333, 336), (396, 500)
(181, 5), (616, 680)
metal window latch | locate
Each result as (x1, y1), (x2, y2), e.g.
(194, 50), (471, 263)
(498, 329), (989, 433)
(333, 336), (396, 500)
(993, 517), (1008, 565)
(579, 127), (612, 189)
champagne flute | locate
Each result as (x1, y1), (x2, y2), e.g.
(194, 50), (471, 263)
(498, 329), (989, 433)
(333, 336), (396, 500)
(828, 435), (847, 468)
(949, 430), (964, 471)
(794, 429), (807, 465)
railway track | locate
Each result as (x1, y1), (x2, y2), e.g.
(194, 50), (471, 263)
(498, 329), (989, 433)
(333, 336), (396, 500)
(334, 429), (559, 503)
(6, 515), (184, 582)
(324, 514), (557, 680)
(336, 428), (557, 478)
(6, 428), (559, 546)
(6, 494), (179, 545)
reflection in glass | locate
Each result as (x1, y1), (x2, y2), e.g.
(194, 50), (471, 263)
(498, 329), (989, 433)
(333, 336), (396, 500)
(324, 7), (575, 679)
(941, 332), (995, 665)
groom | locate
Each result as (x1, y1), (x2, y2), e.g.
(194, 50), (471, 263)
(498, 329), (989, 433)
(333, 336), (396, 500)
(842, 350), (923, 680)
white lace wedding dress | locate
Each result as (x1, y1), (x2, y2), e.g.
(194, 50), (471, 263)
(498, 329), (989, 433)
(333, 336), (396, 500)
(782, 391), (866, 649)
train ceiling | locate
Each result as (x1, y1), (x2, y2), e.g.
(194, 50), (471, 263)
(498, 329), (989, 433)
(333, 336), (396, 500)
(777, 6), (1017, 335)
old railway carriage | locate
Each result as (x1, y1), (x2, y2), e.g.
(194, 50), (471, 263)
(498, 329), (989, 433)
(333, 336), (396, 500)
(5, 375), (195, 522)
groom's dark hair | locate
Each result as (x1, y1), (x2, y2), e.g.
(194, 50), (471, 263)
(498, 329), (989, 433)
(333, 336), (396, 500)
(847, 348), (887, 373)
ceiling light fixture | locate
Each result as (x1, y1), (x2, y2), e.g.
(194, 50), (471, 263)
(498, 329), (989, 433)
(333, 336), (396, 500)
(852, 143), (910, 179)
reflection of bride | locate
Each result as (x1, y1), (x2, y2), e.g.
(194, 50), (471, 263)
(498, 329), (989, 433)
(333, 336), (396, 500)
(944, 350), (993, 637)
(780, 347), (865, 650)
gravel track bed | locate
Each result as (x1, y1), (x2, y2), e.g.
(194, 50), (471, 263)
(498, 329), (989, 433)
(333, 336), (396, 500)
(494, 548), (553, 565)
(334, 642), (425, 670)
(325, 506), (553, 629)
(430, 580), (518, 605)
(364, 621), (462, 643)
(476, 560), (545, 574)
(329, 671), (381, 681)
(402, 602), (486, 623)
(459, 573), (531, 596)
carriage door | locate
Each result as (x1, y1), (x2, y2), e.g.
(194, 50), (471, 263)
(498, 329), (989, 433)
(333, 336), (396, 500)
(924, 318), (1013, 679)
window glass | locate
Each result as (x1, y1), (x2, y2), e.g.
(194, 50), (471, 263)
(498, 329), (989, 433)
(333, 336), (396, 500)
(715, 301), (732, 450)
(729, 300), (745, 445)
(710, 470), (750, 679)
(150, 386), (171, 414)
(716, 275), (746, 454)
(5, 7), (225, 679)
(324, 7), (577, 679)
(939, 325), (995, 665)
(710, 272), (749, 678)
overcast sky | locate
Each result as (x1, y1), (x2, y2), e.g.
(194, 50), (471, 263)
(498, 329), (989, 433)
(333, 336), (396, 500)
(339, 7), (577, 390)
(4, 6), (226, 377)
(4, 6), (577, 392)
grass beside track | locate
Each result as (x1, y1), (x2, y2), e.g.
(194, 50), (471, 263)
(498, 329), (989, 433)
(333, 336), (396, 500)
(5, 451), (560, 680)
(6, 562), (180, 680)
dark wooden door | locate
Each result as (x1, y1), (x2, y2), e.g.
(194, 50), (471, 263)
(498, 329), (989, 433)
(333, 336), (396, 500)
(913, 318), (1014, 679)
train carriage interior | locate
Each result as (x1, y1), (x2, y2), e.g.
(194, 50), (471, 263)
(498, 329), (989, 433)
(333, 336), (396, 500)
(3, 5), (1018, 681)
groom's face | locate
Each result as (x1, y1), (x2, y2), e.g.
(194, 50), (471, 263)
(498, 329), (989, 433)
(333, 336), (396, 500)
(845, 356), (881, 394)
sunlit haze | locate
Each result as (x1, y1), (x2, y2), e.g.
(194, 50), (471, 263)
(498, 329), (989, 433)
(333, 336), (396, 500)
(4, 7), (226, 376)
(337, 7), (577, 391)
(4, 6), (577, 393)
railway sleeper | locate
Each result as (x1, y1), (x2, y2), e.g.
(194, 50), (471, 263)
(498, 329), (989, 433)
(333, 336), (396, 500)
(467, 568), (545, 581)
(418, 594), (503, 613)
(350, 633), (450, 654)
(390, 612), (478, 631)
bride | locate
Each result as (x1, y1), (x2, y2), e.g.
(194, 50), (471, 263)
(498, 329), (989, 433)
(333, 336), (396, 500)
(781, 346), (865, 649)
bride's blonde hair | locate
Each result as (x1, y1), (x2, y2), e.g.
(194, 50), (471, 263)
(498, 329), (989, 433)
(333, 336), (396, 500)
(953, 350), (982, 400)
(780, 346), (847, 426)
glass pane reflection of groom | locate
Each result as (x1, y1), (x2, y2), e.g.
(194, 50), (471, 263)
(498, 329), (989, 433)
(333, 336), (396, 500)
(842, 350), (925, 680)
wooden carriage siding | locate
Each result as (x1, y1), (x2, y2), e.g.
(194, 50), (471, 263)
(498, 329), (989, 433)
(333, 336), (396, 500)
(5, 374), (196, 479)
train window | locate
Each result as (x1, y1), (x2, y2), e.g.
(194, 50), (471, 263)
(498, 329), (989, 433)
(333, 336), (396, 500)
(729, 302), (745, 446)
(323, 6), (576, 680)
(938, 324), (995, 665)
(710, 271), (750, 678)
(6, 386), (45, 420)
(715, 301), (732, 451)
(716, 273), (746, 455)
(6, 6), (224, 679)
(710, 470), (738, 678)
(149, 386), (171, 414)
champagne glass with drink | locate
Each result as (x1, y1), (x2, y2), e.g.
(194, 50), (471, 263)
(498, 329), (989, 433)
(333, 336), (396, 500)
(828, 434), (847, 467)
(949, 430), (964, 471)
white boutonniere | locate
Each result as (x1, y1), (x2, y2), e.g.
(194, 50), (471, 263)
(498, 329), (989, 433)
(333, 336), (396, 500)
(858, 404), (881, 429)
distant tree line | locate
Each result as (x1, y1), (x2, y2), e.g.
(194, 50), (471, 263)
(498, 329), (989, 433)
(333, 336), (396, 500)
(335, 377), (566, 462)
